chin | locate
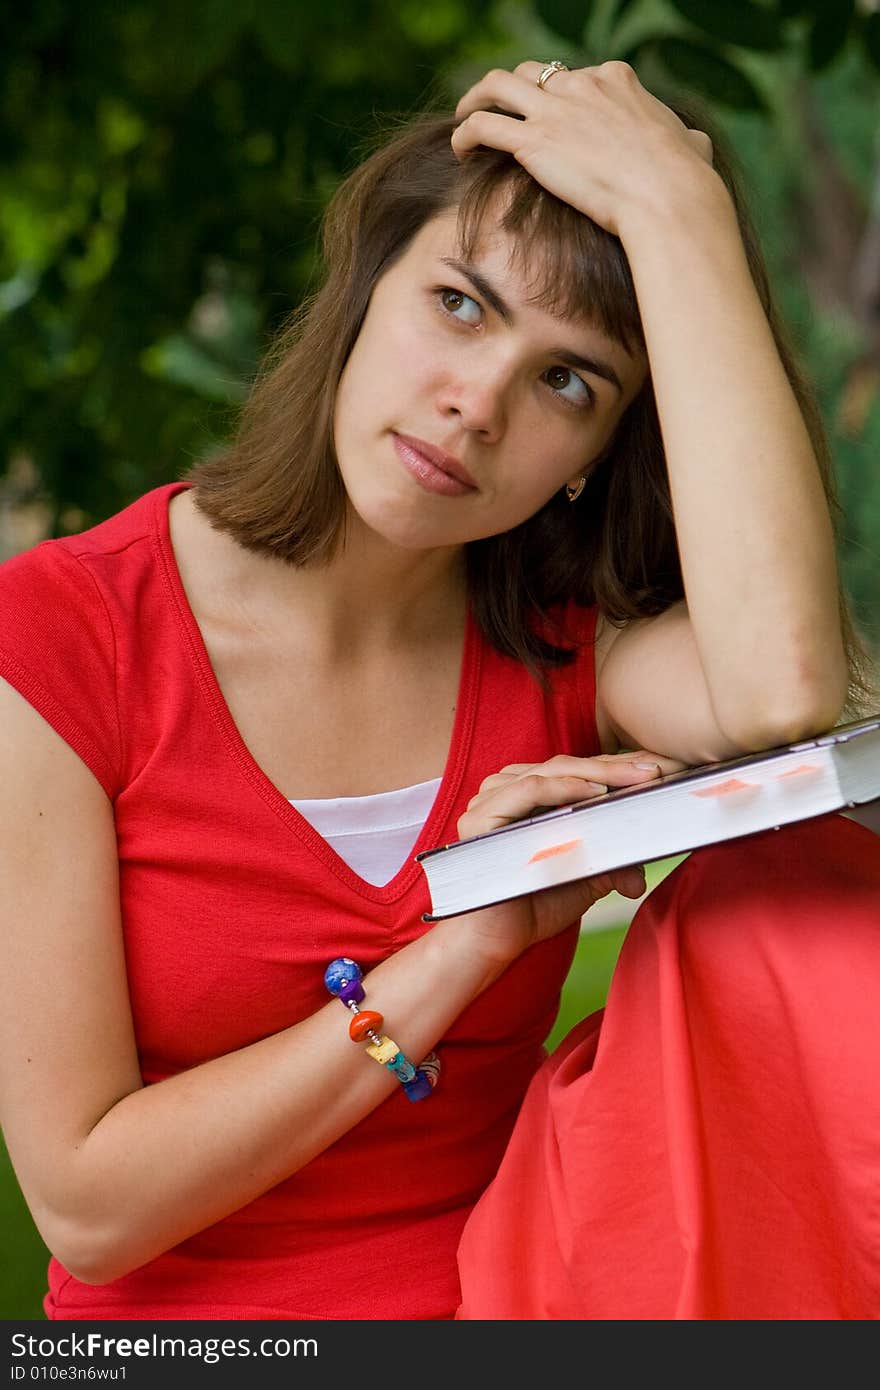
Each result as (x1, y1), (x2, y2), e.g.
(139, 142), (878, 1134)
(347, 499), (468, 552)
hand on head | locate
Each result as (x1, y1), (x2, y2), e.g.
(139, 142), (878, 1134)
(452, 59), (716, 238)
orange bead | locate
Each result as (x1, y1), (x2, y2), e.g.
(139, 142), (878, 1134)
(349, 1009), (383, 1043)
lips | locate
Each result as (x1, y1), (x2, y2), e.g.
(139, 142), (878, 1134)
(393, 433), (477, 490)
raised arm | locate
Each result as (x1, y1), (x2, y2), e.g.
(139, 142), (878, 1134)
(454, 60), (849, 763)
(602, 166), (847, 756)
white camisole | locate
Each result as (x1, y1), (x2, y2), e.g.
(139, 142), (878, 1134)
(290, 777), (442, 886)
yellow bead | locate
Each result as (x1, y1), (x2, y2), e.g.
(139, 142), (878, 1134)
(365, 1034), (399, 1065)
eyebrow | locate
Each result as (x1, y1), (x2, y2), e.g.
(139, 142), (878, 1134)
(439, 256), (624, 396)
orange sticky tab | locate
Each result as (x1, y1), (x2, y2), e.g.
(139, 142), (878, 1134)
(691, 777), (755, 798)
(528, 839), (582, 864)
(775, 762), (820, 779)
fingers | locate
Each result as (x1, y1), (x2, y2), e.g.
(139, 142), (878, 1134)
(459, 771), (608, 838)
(451, 58), (708, 231)
(530, 751), (687, 784)
(580, 864), (646, 902)
(456, 60), (691, 152)
(457, 59), (649, 115)
(471, 750), (686, 801)
(460, 748), (691, 840)
(454, 67), (543, 124)
(605, 749), (689, 776)
(510, 58), (642, 90)
(512, 59), (563, 84)
(451, 108), (527, 160)
(609, 864), (647, 899)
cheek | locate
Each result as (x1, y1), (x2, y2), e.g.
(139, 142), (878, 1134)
(375, 312), (444, 390)
(504, 423), (592, 489)
(339, 315), (438, 424)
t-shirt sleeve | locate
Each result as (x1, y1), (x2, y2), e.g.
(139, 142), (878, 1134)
(0, 540), (121, 798)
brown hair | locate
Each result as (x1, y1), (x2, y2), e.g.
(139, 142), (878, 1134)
(184, 97), (877, 717)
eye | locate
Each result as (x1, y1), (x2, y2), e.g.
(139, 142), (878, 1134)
(543, 365), (594, 409)
(436, 287), (482, 326)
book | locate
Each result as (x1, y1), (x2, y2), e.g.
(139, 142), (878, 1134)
(416, 714), (880, 921)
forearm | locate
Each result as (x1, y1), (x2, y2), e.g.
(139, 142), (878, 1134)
(62, 918), (504, 1284)
(620, 168), (848, 739)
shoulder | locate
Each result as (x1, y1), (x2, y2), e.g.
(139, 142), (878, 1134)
(0, 485), (164, 581)
(0, 535), (107, 625)
(0, 486), (173, 799)
(0, 483), (174, 622)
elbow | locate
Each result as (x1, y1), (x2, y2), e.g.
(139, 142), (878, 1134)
(696, 613), (847, 752)
(38, 1207), (144, 1287)
(54, 1242), (141, 1289)
(60, 1246), (128, 1288)
(61, 1222), (153, 1286)
(717, 683), (848, 756)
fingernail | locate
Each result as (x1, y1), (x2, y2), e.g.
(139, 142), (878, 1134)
(585, 782), (608, 794)
(633, 761), (661, 772)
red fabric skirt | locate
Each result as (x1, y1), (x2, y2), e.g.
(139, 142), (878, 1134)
(455, 813), (880, 1320)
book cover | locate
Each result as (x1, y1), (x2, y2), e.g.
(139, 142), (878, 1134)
(417, 715), (880, 921)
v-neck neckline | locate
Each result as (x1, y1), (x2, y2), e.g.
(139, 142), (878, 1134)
(152, 481), (482, 904)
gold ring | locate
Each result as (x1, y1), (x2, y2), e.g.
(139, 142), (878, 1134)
(537, 60), (569, 91)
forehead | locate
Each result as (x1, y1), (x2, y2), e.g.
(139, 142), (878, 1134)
(404, 209), (646, 381)
(408, 208), (557, 298)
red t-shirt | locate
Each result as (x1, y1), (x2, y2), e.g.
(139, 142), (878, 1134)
(0, 482), (601, 1320)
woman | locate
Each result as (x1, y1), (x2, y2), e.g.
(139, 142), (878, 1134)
(0, 59), (877, 1321)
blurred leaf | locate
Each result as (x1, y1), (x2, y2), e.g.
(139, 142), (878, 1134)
(252, 0), (309, 73)
(651, 36), (768, 111)
(96, 98), (147, 157)
(141, 334), (248, 403)
(0, 270), (38, 315)
(127, 0), (250, 96)
(60, 221), (118, 291)
(775, 0), (819, 17)
(862, 13), (880, 75)
(398, 0), (471, 46)
(535, 0), (593, 45)
(837, 362), (880, 441)
(667, 1), (784, 53)
(1, 0), (877, 658)
(0, 0), (506, 532)
(807, 0), (856, 72)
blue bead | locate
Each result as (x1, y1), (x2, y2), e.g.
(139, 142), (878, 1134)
(403, 1071), (432, 1102)
(324, 957), (362, 996)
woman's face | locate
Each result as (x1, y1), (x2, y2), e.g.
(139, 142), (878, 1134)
(332, 207), (647, 552)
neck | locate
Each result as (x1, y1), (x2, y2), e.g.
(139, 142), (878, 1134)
(283, 524), (468, 652)
(182, 489), (468, 654)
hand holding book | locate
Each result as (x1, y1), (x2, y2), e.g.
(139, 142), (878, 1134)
(450, 747), (689, 963)
(458, 749), (690, 836)
(419, 717), (880, 923)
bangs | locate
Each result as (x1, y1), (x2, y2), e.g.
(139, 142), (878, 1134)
(453, 158), (645, 358)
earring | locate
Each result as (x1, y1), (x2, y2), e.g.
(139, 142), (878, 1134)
(565, 477), (586, 502)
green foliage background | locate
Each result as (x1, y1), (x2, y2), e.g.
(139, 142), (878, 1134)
(2, 0), (880, 661)
(2, 0), (879, 1319)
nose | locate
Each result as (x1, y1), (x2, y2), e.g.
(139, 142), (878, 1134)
(436, 358), (508, 442)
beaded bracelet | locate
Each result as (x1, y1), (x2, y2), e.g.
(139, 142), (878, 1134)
(323, 957), (440, 1103)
